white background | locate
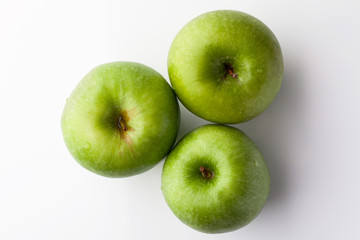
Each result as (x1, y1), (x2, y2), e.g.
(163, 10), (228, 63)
(1, 0), (360, 239)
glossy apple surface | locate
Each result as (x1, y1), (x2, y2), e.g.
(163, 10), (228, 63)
(168, 10), (283, 123)
(62, 62), (179, 177)
(161, 125), (270, 233)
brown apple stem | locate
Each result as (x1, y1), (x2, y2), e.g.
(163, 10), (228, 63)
(200, 166), (214, 178)
(117, 117), (128, 131)
(228, 69), (238, 78)
(223, 63), (238, 79)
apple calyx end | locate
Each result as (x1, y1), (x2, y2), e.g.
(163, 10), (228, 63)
(200, 166), (214, 179)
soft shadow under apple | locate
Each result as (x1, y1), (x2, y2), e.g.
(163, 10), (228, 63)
(233, 55), (305, 208)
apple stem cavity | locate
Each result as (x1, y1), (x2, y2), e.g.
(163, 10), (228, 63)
(200, 166), (214, 179)
(223, 63), (238, 79)
(228, 69), (238, 78)
(117, 116), (128, 131)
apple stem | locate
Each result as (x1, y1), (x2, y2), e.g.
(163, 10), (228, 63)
(223, 63), (238, 79)
(200, 166), (213, 178)
(228, 69), (238, 78)
(117, 117), (128, 131)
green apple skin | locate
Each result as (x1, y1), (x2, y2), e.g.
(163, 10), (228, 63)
(161, 125), (270, 233)
(168, 10), (283, 123)
(62, 62), (180, 177)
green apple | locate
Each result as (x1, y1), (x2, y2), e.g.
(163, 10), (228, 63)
(168, 10), (283, 123)
(62, 62), (180, 177)
(161, 125), (270, 233)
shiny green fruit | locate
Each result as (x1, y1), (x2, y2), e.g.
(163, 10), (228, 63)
(162, 125), (270, 233)
(62, 62), (180, 177)
(168, 10), (284, 123)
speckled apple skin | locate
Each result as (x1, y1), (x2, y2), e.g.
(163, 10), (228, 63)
(161, 125), (270, 233)
(168, 10), (283, 123)
(62, 62), (180, 177)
